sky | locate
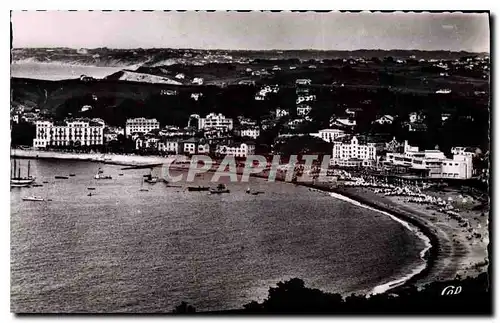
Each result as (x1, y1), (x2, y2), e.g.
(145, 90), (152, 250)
(11, 11), (490, 52)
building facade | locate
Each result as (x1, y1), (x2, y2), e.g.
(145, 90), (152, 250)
(384, 143), (473, 179)
(330, 136), (377, 167)
(237, 127), (260, 139)
(216, 142), (255, 158)
(125, 118), (160, 137)
(310, 129), (346, 143)
(198, 113), (234, 131)
(33, 119), (105, 148)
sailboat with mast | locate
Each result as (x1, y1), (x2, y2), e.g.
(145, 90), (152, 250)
(11, 159), (35, 187)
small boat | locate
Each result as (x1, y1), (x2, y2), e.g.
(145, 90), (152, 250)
(251, 191), (263, 195)
(69, 174), (76, 177)
(209, 184), (230, 194)
(119, 173), (124, 176)
(188, 186), (210, 192)
(32, 184), (43, 187)
(144, 177), (158, 184)
(87, 193), (93, 196)
(94, 174), (112, 180)
(42, 181), (49, 184)
(87, 187), (96, 190)
(22, 195), (44, 202)
(55, 176), (69, 179)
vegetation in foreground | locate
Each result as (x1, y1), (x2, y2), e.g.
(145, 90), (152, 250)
(173, 273), (490, 314)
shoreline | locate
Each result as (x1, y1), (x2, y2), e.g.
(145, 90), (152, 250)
(11, 150), (480, 295)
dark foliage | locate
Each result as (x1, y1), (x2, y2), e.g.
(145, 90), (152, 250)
(11, 121), (36, 147)
(238, 274), (491, 314)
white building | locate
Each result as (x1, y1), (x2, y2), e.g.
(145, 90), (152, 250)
(297, 104), (312, 116)
(296, 79), (312, 86)
(159, 140), (180, 154)
(385, 142), (473, 179)
(296, 95), (316, 104)
(276, 108), (289, 118)
(409, 112), (425, 123)
(179, 138), (210, 155)
(331, 117), (356, 128)
(192, 77), (204, 85)
(237, 127), (260, 139)
(310, 129), (346, 143)
(374, 115), (394, 125)
(451, 146), (479, 157)
(33, 119), (105, 148)
(125, 118), (160, 137)
(331, 136), (377, 167)
(216, 142), (255, 158)
(136, 136), (160, 150)
(198, 113), (234, 131)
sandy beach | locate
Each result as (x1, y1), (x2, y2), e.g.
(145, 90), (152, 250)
(11, 149), (177, 167)
(11, 149), (490, 290)
(328, 185), (489, 287)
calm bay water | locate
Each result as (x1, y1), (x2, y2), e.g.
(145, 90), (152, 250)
(11, 159), (425, 313)
(10, 62), (127, 80)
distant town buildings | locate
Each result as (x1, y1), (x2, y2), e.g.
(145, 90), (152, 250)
(125, 118), (160, 137)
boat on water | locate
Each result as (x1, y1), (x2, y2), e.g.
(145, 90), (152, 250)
(11, 159), (35, 187)
(87, 192), (93, 196)
(69, 173), (76, 177)
(118, 173), (124, 176)
(42, 181), (49, 184)
(32, 184), (43, 187)
(22, 195), (44, 202)
(94, 174), (112, 179)
(188, 186), (210, 192)
(246, 187), (263, 195)
(55, 176), (69, 179)
(87, 187), (96, 190)
(144, 176), (158, 184)
(209, 184), (230, 194)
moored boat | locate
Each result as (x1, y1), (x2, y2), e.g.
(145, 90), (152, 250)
(55, 176), (69, 179)
(94, 174), (112, 179)
(22, 195), (44, 202)
(209, 184), (230, 194)
(188, 186), (210, 191)
(11, 160), (35, 187)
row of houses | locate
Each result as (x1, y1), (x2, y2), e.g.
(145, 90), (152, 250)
(135, 135), (255, 158)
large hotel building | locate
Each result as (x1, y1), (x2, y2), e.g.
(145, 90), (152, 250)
(125, 118), (160, 137)
(33, 119), (105, 148)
